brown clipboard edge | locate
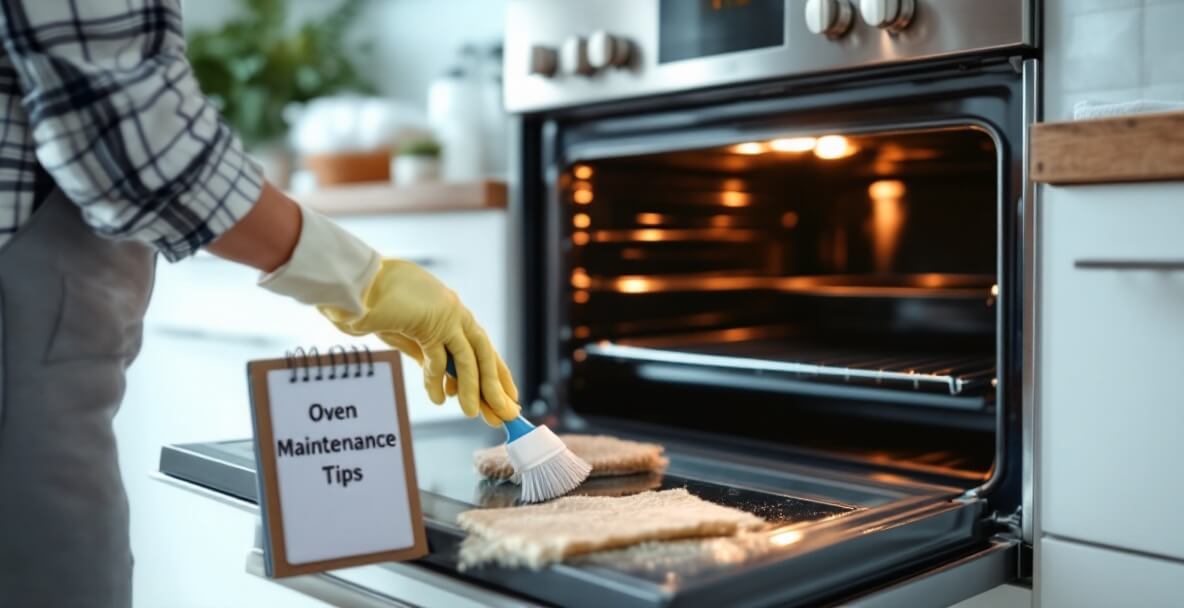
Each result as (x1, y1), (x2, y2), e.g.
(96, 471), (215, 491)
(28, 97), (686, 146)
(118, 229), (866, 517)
(247, 349), (428, 578)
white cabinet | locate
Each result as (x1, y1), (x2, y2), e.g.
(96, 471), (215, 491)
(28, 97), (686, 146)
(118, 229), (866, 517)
(1038, 183), (1184, 561)
(1040, 537), (1184, 608)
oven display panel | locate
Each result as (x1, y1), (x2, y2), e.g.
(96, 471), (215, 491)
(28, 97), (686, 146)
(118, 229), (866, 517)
(659, 0), (786, 64)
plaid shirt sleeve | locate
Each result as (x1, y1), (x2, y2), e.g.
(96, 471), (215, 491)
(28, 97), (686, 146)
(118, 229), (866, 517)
(0, 0), (263, 261)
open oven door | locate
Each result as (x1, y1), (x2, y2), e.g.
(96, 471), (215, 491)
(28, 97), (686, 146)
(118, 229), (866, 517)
(160, 417), (1020, 608)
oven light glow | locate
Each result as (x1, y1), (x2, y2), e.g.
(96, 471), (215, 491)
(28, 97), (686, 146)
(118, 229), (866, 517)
(573, 165), (594, 179)
(721, 191), (750, 207)
(573, 213), (591, 228)
(814, 135), (857, 160)
(636, 212), (665, 225)
(722, 178), (747, 190)
(574, 326), (591, 339)
(572, 290), (590, 304)
(615, 277), (653, 293)
(990, 284), (999, 297)
(731, 142), (767, 155)
(572, 348), (587, 362)
(781, 211), (800, 228)
(769, 137), (817, 153)
(868, 179), (906, 200)
(571, 267), (591, 289)
(770, 530), (803, 546)
(573, 189), (594, 204)
(572, 231), (590, 246)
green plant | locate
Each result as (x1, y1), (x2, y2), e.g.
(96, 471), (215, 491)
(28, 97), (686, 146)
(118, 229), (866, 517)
(397, 139), (442, 158)
(187, 0), (376, 147)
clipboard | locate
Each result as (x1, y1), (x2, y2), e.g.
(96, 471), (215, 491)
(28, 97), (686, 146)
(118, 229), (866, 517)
(247, 346), (428, 577)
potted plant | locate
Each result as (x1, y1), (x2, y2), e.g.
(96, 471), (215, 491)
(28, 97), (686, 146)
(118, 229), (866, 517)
(186, 0), (375, 185)
(392, 139), (443, 185)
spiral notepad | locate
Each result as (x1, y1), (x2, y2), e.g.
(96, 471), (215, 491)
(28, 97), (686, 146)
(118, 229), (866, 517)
(247, 346), (427, 577)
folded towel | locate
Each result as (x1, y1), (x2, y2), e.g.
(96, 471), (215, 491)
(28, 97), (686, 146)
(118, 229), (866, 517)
(1073, 99), (1184, 120)
(456, 488), (766, 569)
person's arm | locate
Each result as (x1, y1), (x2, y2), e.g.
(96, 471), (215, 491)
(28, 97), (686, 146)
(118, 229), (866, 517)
(0, 0), (519, 425)
(206, 182), (301, 272)
(0, 0), (263, 262)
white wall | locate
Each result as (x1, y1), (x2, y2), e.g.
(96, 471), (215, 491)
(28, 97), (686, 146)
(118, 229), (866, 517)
(181, 0), (508, 113)
(1043, 0), (1184, 120)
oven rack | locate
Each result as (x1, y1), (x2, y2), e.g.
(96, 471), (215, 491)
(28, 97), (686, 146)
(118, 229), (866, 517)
(583, 340), (996, 397)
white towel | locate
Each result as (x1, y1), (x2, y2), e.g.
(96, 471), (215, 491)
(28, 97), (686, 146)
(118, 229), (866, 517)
(1073, 99), (1184, 120)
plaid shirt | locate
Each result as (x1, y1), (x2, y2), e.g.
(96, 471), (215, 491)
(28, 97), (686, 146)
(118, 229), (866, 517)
(0, 0), (262, 261)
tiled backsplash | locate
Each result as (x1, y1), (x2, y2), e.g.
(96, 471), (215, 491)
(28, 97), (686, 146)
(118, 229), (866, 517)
(1046, 0), (1184, 120)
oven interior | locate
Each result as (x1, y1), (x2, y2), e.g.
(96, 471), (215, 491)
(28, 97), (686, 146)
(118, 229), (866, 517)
(557, 127), (1000, 487)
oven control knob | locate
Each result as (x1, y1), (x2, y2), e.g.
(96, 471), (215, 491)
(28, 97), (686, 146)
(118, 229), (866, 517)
(805, 0), (854, 38)
(528, 45), (558, 78)
(560, 36), (594, 76)
(587, 31), (631, 70)
(860, 0), (915, 33)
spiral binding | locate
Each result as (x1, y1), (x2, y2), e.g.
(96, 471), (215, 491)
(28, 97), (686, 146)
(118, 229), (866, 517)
(285, 345), (375, 383)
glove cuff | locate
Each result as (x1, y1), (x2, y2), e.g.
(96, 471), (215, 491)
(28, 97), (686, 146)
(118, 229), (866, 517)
(258, 203), (381, 318)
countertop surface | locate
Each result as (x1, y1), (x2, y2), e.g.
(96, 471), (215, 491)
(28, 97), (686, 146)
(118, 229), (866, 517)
(1030, 110), (1184, 185)
(297, 180), (507, 217)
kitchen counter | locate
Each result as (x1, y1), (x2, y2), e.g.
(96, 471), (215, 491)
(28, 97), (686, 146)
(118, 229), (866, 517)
(297, 180), (507, 217)
(1030, 110), (1184, 185)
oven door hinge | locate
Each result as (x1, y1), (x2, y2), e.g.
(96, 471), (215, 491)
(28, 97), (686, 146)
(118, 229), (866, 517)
(986, 506), (1032, 581)
(987, 505), (1023, 540)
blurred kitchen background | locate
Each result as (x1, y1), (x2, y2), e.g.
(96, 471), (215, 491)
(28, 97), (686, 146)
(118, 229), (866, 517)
(122, 1), (511, 605)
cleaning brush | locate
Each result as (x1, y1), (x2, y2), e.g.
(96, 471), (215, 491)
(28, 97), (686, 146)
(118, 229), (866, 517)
(447, 357), (591, 502)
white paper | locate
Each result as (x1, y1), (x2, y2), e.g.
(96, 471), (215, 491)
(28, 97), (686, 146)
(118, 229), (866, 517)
(266, 363), (415, 565)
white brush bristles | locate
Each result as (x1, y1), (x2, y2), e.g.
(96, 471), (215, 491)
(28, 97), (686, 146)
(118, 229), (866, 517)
(506, 425), (592, 503)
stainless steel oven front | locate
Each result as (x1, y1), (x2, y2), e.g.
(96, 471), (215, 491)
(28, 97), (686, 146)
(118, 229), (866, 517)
(505, 0), (1039, 605)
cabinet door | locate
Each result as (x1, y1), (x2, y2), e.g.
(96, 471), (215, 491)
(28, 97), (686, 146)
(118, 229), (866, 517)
(1040, 537), (1184, 608)
(1038, 184), (1184, 560)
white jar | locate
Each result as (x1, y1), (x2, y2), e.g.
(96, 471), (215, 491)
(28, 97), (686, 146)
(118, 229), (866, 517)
(391, 155), (440, 185)
(427, 68), (484, 182)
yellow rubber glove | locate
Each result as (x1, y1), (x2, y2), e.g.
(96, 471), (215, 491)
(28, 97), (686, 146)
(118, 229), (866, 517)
(323, 259), (519, 424)
(258, 205), (519, 426)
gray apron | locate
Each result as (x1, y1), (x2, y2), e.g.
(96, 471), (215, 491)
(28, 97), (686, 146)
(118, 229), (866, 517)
(0, 188), (155, 607)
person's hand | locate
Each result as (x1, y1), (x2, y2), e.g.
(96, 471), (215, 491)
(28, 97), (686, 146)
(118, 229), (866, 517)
(258, 204), (519, 426)
(324, 260), (519, 426)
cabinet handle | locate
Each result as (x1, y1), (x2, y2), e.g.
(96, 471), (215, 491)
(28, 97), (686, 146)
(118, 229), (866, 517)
(1074, 259), (1184, 271)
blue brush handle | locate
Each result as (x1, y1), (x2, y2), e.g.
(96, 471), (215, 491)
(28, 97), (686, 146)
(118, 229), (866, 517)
(445, 355), (534, 443)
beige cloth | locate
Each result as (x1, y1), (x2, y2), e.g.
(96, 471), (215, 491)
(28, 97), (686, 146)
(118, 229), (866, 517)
(457, 488), (766, 569)
(474, 434), (668, 482)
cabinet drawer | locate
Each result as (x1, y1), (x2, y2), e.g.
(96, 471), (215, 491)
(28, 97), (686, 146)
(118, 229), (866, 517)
(1040, 537), (1184, 608)
(1038, 184), (1184, 560)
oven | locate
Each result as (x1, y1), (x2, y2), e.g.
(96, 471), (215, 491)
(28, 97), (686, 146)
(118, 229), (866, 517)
(505, 0), (1037, 604)
(159, 1), (1040, 606)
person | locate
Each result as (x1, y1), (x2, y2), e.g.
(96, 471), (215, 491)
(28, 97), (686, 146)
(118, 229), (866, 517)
(0, 1), (519, 605)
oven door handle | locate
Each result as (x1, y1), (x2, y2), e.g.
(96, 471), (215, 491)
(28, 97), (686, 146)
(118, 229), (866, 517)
(1074, 259), (1184, 271)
